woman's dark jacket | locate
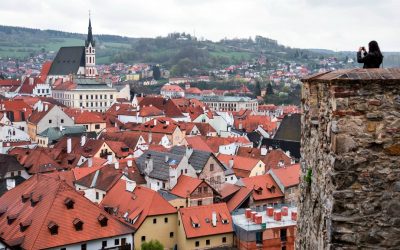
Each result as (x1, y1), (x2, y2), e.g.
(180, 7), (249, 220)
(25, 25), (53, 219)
(357, 51), (383, 68)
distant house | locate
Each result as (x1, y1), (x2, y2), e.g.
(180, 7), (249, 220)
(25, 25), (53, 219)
(27, 104), (75, 141)
(101, 180), (178, 249)
(169, 175), (219, 207)
(241, 174), (284, 208)
(0, 154), (29, 195)
(269, 164), (300, 206)
(177, 203), (234, 250)
(160, 84), (185, 98)
(218, 154), (265, 178)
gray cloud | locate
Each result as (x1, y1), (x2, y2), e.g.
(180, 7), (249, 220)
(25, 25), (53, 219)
(0, 0), (398, 51)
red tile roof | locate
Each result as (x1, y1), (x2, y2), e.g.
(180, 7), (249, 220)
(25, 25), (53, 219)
(241, 174), (284, 201)
(132, 117), (180, 134)
(0, 174), (134, 249)
(0, 79), (20, 86)
(100, 131), (144, 150)
(64, 109), (105, 124)
(217, 154), (261, 177)
(161, 84), (184, 92)
(179, 203), (233, 238)
(139, 105), (164, 117)
(225, 186), (252, 212)
(27, 104), (55, 124)
(9, 147), (63, 174)
(270, 164), (300, 187)
(101, 180), (177, 229)
(234, 115), (277, 133)
(264, 149), (292, 170)
(170, 175), (203, 198)
(185, 136), (213, 152)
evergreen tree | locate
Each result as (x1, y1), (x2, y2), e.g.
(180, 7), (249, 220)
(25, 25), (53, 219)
(152, 65), (161, 80)
(266, 82), (274, 95)
(254, 80), (262, 96)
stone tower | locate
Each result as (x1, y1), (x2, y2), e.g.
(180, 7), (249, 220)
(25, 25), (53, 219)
(85, 15), (97, 78)
(298, 68), (400, 249)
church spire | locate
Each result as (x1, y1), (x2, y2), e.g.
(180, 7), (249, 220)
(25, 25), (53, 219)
(85, 12), (95, 47)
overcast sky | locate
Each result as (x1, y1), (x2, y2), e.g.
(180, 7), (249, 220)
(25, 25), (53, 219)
(1, 0), (399, 51)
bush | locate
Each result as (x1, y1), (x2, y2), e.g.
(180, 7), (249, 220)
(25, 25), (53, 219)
(141, 240), (164, 250)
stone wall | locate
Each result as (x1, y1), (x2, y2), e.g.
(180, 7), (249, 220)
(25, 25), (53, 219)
(298, 68), (400, 249)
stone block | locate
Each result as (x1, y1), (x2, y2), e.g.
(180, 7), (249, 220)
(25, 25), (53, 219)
(335, 134), (357, 154)
(384, 144), (400, 156)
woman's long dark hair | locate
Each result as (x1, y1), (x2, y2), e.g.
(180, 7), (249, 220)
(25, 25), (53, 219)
(368, 40), (382, 57)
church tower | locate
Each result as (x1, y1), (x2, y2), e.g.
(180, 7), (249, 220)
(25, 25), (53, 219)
(84, 15), (97, 78)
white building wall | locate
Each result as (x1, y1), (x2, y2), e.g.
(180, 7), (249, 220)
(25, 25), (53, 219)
(47, 234), (134, 250)
(0, 125), (30, 142)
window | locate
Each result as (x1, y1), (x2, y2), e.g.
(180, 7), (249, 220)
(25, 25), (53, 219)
(121, 238), (126, 245)
(115, 238), (120, 245)
(210, 164), (214, 171)
(256, 231), (263, 245)
(198, 187), (202, 193)
(95, 124), (100, 129)
(49, 119), (52, 124)
(80, 95), (83, 100)
(110, 95), (113, 99)
(141, 236), (146, 242)
(280, 228), (287, 242)
(185, 169), (188, 174)
(61, 248), (66, 250)
(96, 192), (99, 200)
(153, 218), (157, 224)
(197, 200), (202, 206)
(61, 119), (64, 124)
(164, 217), (168, 223)
(11, 172), (14, 177)
(195, 241), (199, 247)
(86, 95), (89, 99)
(170, 232), (174, 238)
(222, 237), (226, 243)
(102, 241), (107, 247)
(203, 187), (208, 193)
(206, 239), (210, 245)
(91, 95), (93, 99)
(18, 170), (21, 176)
(81, 244), (87, 250)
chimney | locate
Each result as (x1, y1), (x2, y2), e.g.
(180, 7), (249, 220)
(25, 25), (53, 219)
(88, 156), (93, 168)
(153, 119), (157, 126)
(148, 132), (152, 144)
(212, 212), (217, 227)
(261, 146), (267, 156)
(107, 154), (113, 164)
(185, 145), (193, 158)
(44, 104), (48, 111)
(59, 125), (63, 132)
(29, 77), (34, 85)
(273, 210), (282, 221)
(67, 138), (72, 154)
(229, 158), (234, 168)
(282, 206), (289, 216)
(125, 179), (136, 192)
(245, 208), (252, 219)
(127, 159), (133, 167)
(114, 162), (119, 170)
(6, 179), (16, 190)
(116, 105), (120, 111)
(144, 155), (153, 175)
(285, 150), (291, 157)
(165, 120), (170, 125)
(80, 135), (86, 147)
(266, 207), (274, 217)
(291, 211), (297, 221)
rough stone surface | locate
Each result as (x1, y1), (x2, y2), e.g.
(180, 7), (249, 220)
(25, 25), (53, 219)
(298, 69), (400, 250)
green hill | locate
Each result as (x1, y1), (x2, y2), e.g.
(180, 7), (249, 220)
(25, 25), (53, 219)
(1, 25), (399, 72)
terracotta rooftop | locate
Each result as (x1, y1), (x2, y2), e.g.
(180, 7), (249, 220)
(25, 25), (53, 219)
(241, 174), (284, 201)
(170, 175), (204, 198)
(0, 174), (134, 249)
(270, 163), (300, 188)
(101, 180), (177, 229)
(179, 203), (233, 238)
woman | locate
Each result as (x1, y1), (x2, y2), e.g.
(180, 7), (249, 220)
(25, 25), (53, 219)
(357, 40), (383, 68)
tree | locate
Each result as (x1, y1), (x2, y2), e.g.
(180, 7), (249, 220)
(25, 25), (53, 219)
(254, 80), (262, 96)
(141, 240), (164, 250)
(266, 82), (273, 95)
(152, 65), (161, 80)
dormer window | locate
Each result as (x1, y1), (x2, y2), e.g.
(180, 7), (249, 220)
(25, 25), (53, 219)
(20, 219), (32, 232)
(220, 213), (229, 224)
(21, 193), (30, 203)
(64, 198), (75, 209)
(48, 221), (59, 235)
(0, 206), (7, 217)
(98, 214), (108, 227)
(7, 213), (19, 225)
(30, 194), (42, 207)
(190, 216), (200, 228)
(73, 218), (84, 231)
